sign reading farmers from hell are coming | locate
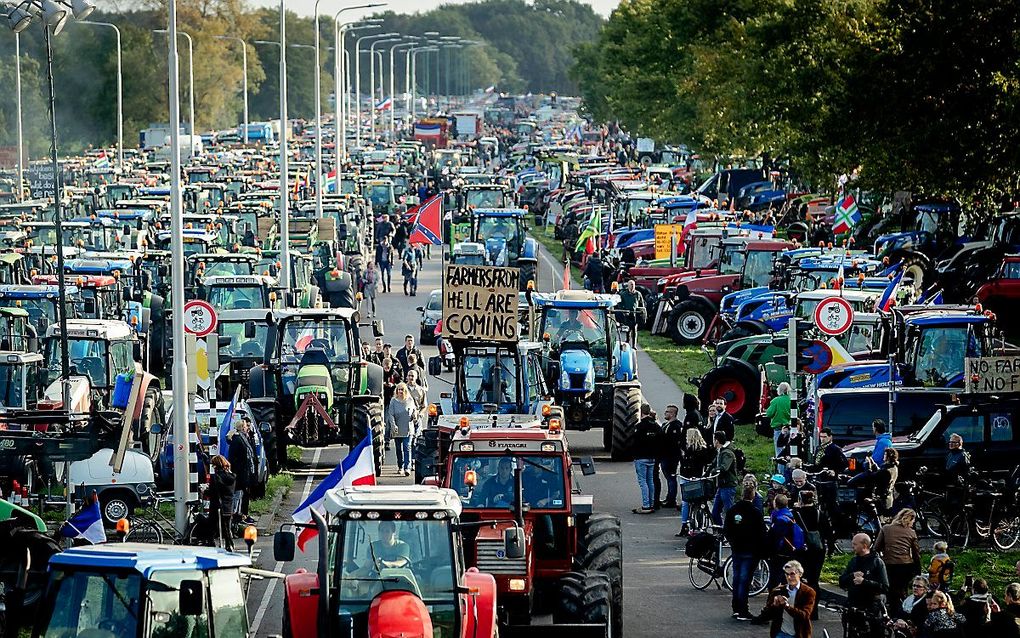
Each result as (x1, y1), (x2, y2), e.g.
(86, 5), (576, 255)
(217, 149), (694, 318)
(443, 265), (519, 342)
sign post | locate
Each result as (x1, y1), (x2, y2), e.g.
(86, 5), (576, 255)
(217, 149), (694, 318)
(813, 296), (854, 336)
(442, 265), (520, 342)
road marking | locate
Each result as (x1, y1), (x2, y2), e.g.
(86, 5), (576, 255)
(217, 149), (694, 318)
(250, 446), (322, 634)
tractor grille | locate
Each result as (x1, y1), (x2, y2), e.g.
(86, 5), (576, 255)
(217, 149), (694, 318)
(568, 372), (588, 390)
(475, 539), (526, 575)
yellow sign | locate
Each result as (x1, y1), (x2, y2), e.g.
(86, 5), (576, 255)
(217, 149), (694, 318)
(654, 224), (683, 260)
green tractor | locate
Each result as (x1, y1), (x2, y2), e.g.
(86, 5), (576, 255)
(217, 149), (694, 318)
(246, 309), (385, 474)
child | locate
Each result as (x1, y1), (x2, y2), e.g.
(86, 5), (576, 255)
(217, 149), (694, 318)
(928, 540), (952, 589)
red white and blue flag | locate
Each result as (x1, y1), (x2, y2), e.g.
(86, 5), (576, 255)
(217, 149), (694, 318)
(876, 267), (904, 312)
(375, 97), (393, 111)
(293, 433), (376, 551)
(405, 194), (443, 246)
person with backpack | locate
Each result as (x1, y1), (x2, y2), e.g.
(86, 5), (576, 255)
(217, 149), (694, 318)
(725, 479), (768, 621)
(712, 430), (740, 524)
(768, 494), (806, 590)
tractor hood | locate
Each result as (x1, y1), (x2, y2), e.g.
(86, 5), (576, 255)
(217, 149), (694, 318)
(368, 591), (433, 638)
(559, 346), (595, 394)
(936, 240), (993, 273)
(720, 287), (771, 318)
(675, 273), (741, 299)
(874, 231), (930, 256)
(815, 361), (901, 390)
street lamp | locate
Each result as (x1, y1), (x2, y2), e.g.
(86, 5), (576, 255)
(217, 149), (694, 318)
(336, 20), (380, 163)
(369, 35), (400, 141)
(390, 39), (418, 136)
(214, 35), (249, 145)
(2, 21), (25, 201)
(77, 20), (122, 171)
(409, 44), (436, 121)
(154, 29), (194, 158)
(354, 31), (396, 147)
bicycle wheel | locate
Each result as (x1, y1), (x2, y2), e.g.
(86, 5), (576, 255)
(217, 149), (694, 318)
(688, 550), (717, 590)
(749, 559), (770, 596)
(917, 510), (948, 539)
(124, 519), (164, 544)
(947, 514), (971, 549)
(993, 516), (1020, 552)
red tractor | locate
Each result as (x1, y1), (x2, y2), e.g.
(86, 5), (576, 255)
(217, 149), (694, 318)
(652, 237), (794, 345)
(436, 415), (623, 637)
(274, 484), (499, 638)
(975, 254), (1020, 334)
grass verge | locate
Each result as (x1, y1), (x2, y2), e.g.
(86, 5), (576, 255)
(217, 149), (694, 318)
(250, 473), (294, 516)
(531, 225), (584, 287)
(287, 445), (303, 464)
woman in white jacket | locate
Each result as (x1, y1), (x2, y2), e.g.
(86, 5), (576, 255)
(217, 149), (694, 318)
(385, 382), (419, 476)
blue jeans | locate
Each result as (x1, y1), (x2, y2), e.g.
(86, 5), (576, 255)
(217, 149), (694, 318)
(712, 486), (736, 524)
(634, 459), (656, 509)
(395, 436), (411, 471)
(729, 552), (756, 614)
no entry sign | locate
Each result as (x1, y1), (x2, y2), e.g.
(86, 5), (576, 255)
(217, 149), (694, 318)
(813, 296), (854, 336)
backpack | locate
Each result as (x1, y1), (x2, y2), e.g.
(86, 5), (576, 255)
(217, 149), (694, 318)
(774, 514), (807, 553)
(733, 447), (747, 475)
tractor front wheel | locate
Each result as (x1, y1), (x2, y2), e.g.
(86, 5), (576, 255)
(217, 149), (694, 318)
(668, 300), (712, 345)
(575, 514), (624, 638)
(352, 400), (385, 476)
(0, 528), (60, 608)
(611, 386), (641, 461)
(519, 261), (537, 292)
(698, 365), (759, 423)
(553, 571), (614, 636)
(902, 255), (929, 294)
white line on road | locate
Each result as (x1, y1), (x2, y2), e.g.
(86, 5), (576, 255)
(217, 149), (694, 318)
(250, 446), (323, 634)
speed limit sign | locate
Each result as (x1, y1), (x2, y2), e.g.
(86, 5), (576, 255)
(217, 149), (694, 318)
(813, 296), (854, 336)
(183, 299), (218, 337)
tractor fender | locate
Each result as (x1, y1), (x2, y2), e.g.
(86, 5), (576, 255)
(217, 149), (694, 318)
(734, 319), (771, 334)
(248, 364), (276, 400)
(284, 569), (320, 638)
(718, 356), (759, 380)
(889, 249), (930, 269)
(463, 568), (499, 638)
(615, 346), (638, 382)
(363, 360), (384, 396)
(130, 373), (160, 426)
(521, 237), (538, 260)
(368, 591), (434, 638)
(682, 294), (716, 316)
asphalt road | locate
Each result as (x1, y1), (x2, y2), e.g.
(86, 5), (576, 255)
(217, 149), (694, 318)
(245, 239), (841, 637)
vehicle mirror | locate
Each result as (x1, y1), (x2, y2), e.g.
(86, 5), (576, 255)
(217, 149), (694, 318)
(244, 321), (257, 339)
(83, 298), (97, 316)
(259, 421), (272, 433)
(577, 456), (597, 476)
(428, 356), (443, 377)
(274, 530), (296, 562)
(133, 341), (142, 361)
(149, 422), (161, 434)
(503, 526), (526, 560)
(179, 579), (204, 616)
(415, 306), (423, 312)
(158, 264), (169, 277)
(372, 319), (384, 337)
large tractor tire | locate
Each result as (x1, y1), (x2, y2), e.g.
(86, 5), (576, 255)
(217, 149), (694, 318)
(610, 386), (641, 461)
(412, 428), (441, 484)
(575, 514), (624, 638)
(519, 261), (537, 292)
(698, 364), (759, 423)
(553, 571), (614, 636)
(667, 300), (713, 345)
(0, 527), (60, 608)
(720, 322), (766, 344)
(901, 255), (929, 294)
(352, 400), (385, 476)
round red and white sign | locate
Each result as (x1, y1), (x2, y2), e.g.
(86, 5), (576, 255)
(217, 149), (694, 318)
(813, 296), (854, 336)
(183, 299), (218, 337)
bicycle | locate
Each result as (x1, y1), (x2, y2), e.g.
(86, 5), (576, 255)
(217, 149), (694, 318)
(678, 474), (715, 532)
(122, 486), (219, 546)
(687, 524), (770, 596)
(832, 601), (907, 638)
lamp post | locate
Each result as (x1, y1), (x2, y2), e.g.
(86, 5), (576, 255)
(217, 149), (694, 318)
(278, 0), (290, 294)
(390, 39), (417, 137)
(214, 35), (248, 145)
(336, 19), (381, 164)
(409, 45), (436, 122)
(154, 28), (194, 158)
(355, 32), (396, 147)
(77, 21), (122, 171)
(369, 35), (400, 141)
(14, 32), (24, 201)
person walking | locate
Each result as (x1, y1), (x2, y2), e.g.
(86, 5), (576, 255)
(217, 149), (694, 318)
(375, 237), (393, 293)
(362, 262), (379, 316)
(395, 335), (424, 376)
(401, 245), (418, 296)
(725, 479), (768, 621)
(616, 279), (646, 345)
(756, 560), (816, 638)
(766, 382), (792, 456)
(660, 404), (684, 509)
(385, 383), (418, 476)
(583, 252), (604, 293)
(208, 455), (236, 551)
(226, 419), (256, 523)
(838, 533), (889, 636)
(874, 508), (922, 607)
(632, 403), (662, 514)
(712, 430), (739, 524)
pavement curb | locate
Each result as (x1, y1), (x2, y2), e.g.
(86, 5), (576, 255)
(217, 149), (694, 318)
(256, 479), (291, 532)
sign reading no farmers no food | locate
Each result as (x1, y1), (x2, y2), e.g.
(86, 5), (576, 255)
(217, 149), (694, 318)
(442, 265), (520, 342)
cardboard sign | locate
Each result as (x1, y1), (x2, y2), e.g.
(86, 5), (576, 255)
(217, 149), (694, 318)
(654, 223), (683, 260)
(28, 162), (57, 199)
(442, 265), (519, 342)
(965, 356), (1020, 394)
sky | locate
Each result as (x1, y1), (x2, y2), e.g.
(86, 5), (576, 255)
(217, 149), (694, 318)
(249, 0), (618, 19)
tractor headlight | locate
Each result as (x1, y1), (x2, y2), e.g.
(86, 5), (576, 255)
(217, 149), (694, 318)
(584, 367), (595, 391)
(559, 369), (571, 389)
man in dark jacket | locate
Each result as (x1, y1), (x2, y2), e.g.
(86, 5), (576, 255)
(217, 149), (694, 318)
(616, 279), (646, 345)
(712, 431), (739, 524)
(659, 404), (684, 509)
(583, 252), (604, 293)
(725, 482), (767, 620)
(395, 335), (424, 375)
(838, 533), (889, 635)
(806, 428), (848, 475)
(945, 433), (972, 485)
(227, 419), (257, 520)
(632, 403), (662, 514)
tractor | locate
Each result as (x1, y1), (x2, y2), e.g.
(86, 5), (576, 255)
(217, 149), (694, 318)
(470, 209), (539, 291)
(246, 308), (385, 474)
(274, 484), (499, 638)
(196, 274), (278, 310)
(867, 199), (966, 292)
(439, 417), (622, 636)
(529, 290), (641, 460)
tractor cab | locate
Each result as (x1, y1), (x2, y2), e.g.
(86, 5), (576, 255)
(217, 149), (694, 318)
(361, 179), (398, 216)
(198, 275), (276, 310)
(43, 319), (137, 392)
(186, 253), (258, 284)
(32, 544), (255, 638)
(432, 342), (552, 418)
(33, 274), (122, 320)
(472, 209), (526, 266)
(103, 182), (139, 204)
(155, 229), (221, 257)
(0, 352), (45, 410)
(0, 285), (76, 335)
(0, 252), (28, 285)
(460, 184), (511, 211)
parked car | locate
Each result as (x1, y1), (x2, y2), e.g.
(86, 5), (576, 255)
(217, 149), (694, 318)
(418, 288), (443, 343)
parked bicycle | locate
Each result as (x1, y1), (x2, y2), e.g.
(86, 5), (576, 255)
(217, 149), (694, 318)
(122, 485), (217, 546)
(686, 524), (770, 595)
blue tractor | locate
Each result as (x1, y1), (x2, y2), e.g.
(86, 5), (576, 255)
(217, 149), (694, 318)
(471, 208), (540, 290)
(530, 291), (641, 460)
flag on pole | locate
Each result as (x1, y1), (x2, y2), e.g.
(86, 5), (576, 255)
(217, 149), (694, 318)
(575, 209), (602, 254)
(59, 495), (106, 544)
(324, 169), (337, 194)
(375, 97), (393, 111)
(93, 151), (110, 169)
(825, 338), (856, 366)
(405, 195), (443, 246)
(293, 433), (376, 551)
(217, 385), (241, 458)
(833, 195), (862, 234)
(876, 268), (904, 312)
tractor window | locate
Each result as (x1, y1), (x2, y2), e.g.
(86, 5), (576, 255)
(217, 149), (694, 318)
(465, 190), (502, 209)
(208, 569), (247, 638)
(743, 251), (776, 287)
(943, 414), (985, 445)
(35, 569), (142, 638)
(841, 323), (877, 353)
(1002, 261), (1020, 279)
(12, 298), (57, 333)
(205, 285), (266, 310)
(476, 217), (520, 245)
(282, 319), (351, 362)
(364, 184), (393, 208)
(218, 322), (269, 358)
(110, 340), (135, 378)
(202, 262), (253, 278)
(689, 236), (717, 269)
(527, 354), (543, 404)
(917, 211), (940, 235)
(910, 326), (982, 387)
(450, 455), (566, 510)
(540, 308), (608, 357)
(148, 570), (211, 638)
(719, 249), (746, 276)
(0, 362), (24, 409)
(462, 352), (518, 405)
(51, 337), (108, 386)
(991, 412), (1014, 443)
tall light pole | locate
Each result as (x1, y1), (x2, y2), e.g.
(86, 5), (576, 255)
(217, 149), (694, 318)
(390, 39), (417, 137)
(355, 31), (396, 147)
(214, 35), (248, 145)
(14, 32), (24, 200)
(369, 35), (400, 141)
(78, 21), (122, 172)
(278, 0), (290, 295)
(155, 29), (194, 158)
(336, 19), (381, 164)
(410, 45), (436, 122)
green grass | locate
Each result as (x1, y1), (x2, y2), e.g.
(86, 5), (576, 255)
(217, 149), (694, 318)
(821, 547), (1020, 595)
(287, 445), (303, 464)
(249, 472), (294, 516)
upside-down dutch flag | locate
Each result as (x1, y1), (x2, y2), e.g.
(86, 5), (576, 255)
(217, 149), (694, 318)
(676, 204), (700, 255)
(375, 97), (393, 111)
(293, 432), (376, 551)
(875, 268), (904, 312)
(405, 195), (443, 246)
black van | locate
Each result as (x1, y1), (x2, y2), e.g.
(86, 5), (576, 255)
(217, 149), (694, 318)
(843, 396), (1020, 478)
(695, 168), (766, 203)
(816, 388), (956, 446)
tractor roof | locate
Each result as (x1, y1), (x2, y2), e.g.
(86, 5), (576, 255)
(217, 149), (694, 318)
(201, 275), (271, 286)
(188, 253), (258, 263)
(274, 308), (359, 322)
(324, 485), (463, 518)
(0, 351), (42, 362)
(452, 425), (565, 450)
(217, 309), (278, 322)
(797, 289), (878, 303)
(64, 258), (134, 274)
(0, 284), (77, 298)
(905, 312), (989, 327)
(472, 208), (527, 218)
(531, 290), (618, 309)
(33, 274), (118, 288)
(47, 319), (133, 340)
(50, 543), (248, 578)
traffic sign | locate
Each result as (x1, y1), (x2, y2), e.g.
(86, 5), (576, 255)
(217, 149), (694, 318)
(183, 299), (218, 337)
(813, 296), (854, 336)
(801, 340), (833, 374)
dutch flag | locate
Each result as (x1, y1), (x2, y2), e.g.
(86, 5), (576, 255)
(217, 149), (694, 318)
(375, 97), (393, 111)
(60, 496), (107, 544)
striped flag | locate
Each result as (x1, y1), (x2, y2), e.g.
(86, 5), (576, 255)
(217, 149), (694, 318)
(375, 97), (393, 111)
(217, 385), (241, 458)
(833, 195), (862, 234)
(60, 495), (106, 544)
(876, 268), (904, 311)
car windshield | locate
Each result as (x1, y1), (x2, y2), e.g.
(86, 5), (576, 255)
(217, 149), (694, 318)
(205, 285), (266, 310)
(461, 351), (519, 404)
(465, 190), (503, 208)
(909, 325), (982, 387)
(1002, 261), (1020, 279)
(450, 455), (566, 510)
(540, 307), (608, 356)
(281, 319), (350, 362)
(218, 321), (270, 358)
(426, 292), (441, 311)
(35, 569), (142, 638)
(50, 337), (107, 386)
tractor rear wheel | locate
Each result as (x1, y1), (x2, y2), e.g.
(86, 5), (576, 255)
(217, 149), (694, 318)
(0, 528), (60, 608)
(352, 400), (385, 475)
(902, 255), (929, 293)
(553, 571), (614, 636)
(519, 261), (537, 291)
(698, 365), (759, 423)
(575, 514), (624, 638)
(668, 300), (712, 345)
(611, 386), (641, 461)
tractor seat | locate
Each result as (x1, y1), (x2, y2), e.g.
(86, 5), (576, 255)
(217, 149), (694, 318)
(301, 348), (330, 368)
(78, 356), (106, 384)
